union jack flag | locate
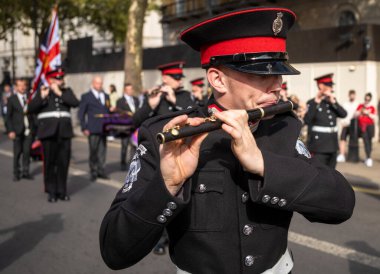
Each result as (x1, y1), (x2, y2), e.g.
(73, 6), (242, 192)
(31, 7), (61, 96)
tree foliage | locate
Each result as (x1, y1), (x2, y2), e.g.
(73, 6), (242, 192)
(0, 0), (133, 44)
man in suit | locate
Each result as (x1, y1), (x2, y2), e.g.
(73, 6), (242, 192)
(7, 79), (35, 181)
(132, 62), (195, 128)
(304, 74), (347, 168)
(28, 68), (79, 202)
(116, 83), (139, 171)
(78, 76), (111, 181)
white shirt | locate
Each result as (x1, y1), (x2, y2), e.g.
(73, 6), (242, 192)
(341, 100), (359, 127)
(16, 92), (27, 108)
(124, 94), (136, 113)
(91, 88), (105, 105)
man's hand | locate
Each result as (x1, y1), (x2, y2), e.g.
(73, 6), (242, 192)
(40, 86), (50, 99)
(50, 83), (62, 97)
(324, 90), (336, 104)
(214, 110), (264, 177)
(83, 130), (90, 136)
(8, 131), (16, 140)
(160, 115), (208, 196)
(161, 85), (176, 105)
(147, 86), (162, 109)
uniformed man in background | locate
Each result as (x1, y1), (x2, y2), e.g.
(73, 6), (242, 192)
(100, 8), (355, 274)
(132, 62), (195, 128)
(304, 74), (347, 168)
(190, 77), (207, 106)
(28, 67), (79, 202)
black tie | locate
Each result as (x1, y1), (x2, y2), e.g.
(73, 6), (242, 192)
(98, 96), (102, 105)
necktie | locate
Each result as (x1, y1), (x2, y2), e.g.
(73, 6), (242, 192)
(98, 95), (103, 105)
(22, 96), (30, 136)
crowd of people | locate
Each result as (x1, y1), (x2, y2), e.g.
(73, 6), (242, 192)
(0, 63), (208, 203)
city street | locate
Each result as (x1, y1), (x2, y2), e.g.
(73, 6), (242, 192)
(0, 133), (380, 274)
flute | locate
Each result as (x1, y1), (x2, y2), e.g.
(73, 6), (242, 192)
(156, 101), (294, 144)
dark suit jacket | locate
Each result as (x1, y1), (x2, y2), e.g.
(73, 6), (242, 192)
(78, 90), (111, 134)
(116, 96), (139, 114)
(28, 87), (79, 139)
(6, 94), (35, 136)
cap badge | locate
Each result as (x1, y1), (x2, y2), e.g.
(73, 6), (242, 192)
(266, 64), (273, 73)
(272, 12), (283, 36)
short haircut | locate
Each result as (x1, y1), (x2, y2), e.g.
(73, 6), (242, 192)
(348, 90), (355, 95)
(365, 92), (372, 99)
(124, 83), (132, 87)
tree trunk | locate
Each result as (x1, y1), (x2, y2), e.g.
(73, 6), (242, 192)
(124, 0), (148, 94)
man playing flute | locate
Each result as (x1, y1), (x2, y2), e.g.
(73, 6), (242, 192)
(100, 7), (355, 274)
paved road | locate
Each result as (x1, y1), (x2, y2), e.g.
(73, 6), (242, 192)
(0, 135), (379, 274)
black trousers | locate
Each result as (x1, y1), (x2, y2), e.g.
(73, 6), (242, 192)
(314, 152), (337, 169)
(13, 134), (33, 177)
(88, 134), (107, 176)
(121, 137), (136, 165)
(42, 137), (71, 196)
(361, 124), (374, 158)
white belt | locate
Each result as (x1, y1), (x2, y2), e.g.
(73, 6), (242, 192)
(311, 125), (338, 133)
(176, 249), (293, 274)
(37, 111), (71, 119)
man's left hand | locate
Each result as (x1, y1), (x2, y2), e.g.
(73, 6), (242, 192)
(214, 110), (264, 177)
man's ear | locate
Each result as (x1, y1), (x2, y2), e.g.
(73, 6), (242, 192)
(207, 67), (229, 95)
(162, 75), (169, 85)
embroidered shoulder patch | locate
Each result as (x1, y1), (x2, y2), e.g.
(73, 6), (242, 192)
(121, 144), (147, 193)
(295, 139), (311, 158)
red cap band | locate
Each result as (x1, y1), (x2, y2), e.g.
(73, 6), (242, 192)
(317, 77), (333, 84)
(162, 68), (183, 75)
(191, 80), (204, 86)
(200, 36), (286, 65)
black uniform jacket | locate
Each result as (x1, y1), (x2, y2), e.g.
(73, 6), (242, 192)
(6, 94), (36, 136)
(28, 87), (79, 140)
(132, 89), (194, 128)
(100, 102), (355, 273)
(304, 99), (347, 153)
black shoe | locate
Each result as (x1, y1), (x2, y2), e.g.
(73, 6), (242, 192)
(13, 175), (20, 182)
(90, 174), (97, 182)
(153, 244), (166, 255)
(22, 174), (34, 180)
(58, 195), (70, 201)
(97, 173), (109, 180)
(48, 194), (57, 203)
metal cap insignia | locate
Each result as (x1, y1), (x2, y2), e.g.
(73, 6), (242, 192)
(272, 12), (283, 36)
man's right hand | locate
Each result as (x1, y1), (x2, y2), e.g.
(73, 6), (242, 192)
(83, 130), (90, 136)
(160, 115), (208, 196)
(8, 131), (16, 140)
(147, 86), (162, 109)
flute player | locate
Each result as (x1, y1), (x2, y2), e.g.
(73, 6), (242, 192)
(100, 7), (355, 274)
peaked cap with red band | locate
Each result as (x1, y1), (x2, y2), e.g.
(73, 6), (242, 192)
(180, 7), (300, 75)
(46, 67), (65, 79)
(157, 61), (185, 79)
(190, 77), (205, 87)
(314, 73), (334, 86)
